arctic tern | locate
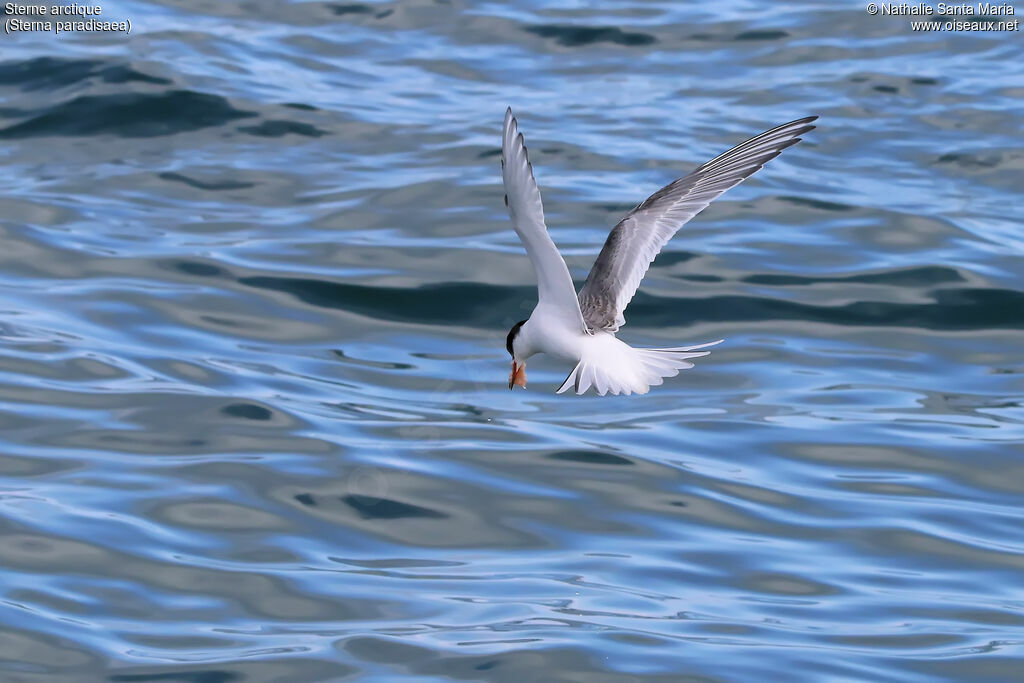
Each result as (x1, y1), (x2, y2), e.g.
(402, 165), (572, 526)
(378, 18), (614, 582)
(502, 108), (816, 395)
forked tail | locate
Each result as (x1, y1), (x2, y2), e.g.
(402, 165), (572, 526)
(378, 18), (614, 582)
(557, 339), (723, 396)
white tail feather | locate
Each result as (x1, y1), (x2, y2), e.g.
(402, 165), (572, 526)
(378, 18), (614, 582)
(556, 338), (722, 396)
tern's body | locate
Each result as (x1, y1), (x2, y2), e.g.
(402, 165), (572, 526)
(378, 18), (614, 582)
(501, 108), (816, 395)
(513, 305), (584, 363)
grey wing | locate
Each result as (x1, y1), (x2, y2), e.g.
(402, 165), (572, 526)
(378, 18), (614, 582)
(578, 116), (817, 332)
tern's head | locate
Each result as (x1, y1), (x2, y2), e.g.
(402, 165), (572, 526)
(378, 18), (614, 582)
(506, 319), (528, 389)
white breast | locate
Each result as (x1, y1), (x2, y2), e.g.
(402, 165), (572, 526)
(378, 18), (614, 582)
(521, 304), (590, 363)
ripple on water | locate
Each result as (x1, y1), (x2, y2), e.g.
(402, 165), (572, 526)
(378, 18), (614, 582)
(0, 1), (1022, 680)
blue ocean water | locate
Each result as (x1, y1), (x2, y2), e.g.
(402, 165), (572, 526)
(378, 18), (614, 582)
(0, 1), (1022, 680)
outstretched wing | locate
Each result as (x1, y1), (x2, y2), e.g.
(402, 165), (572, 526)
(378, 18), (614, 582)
(502, 108), (587, 331)
(578, 116), (817, 332)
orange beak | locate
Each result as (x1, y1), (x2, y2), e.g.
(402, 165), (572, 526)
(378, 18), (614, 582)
(508, 361), (527, 390)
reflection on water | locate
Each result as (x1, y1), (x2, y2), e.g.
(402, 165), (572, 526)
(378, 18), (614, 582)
(0, 0), (1022, 680)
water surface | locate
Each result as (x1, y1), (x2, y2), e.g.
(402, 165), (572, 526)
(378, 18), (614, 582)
(0, 1), (1022, 680)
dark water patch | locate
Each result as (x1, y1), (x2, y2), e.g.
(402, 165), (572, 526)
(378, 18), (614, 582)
(170, 260), (227, 278)
(109, 672), (241, 683)
(332, 557), (464, 569)
(0, 91), (254, 139)
(778, 196), (854, 212)
(330, 3), (392, 19)
(0, 57), (170, 90)
(548, 450), (633, 466)
(332, 349), (414, 370)
(648, 250), (698, 268)
(330, 3), (374, 14)
(936, 152), (1003, 169)
(221, 403), (273, 421)
(241, 274), (1020, 330)
(742, 265), (964, 287)
(159, 172), (255, 191)
(525, 25), (657, 47)
(599, 203), (639, 214)
(294, 493), (317, 507)
(681, 274), (724, 283)
(627, 286), (1024, 330)
(292, 491), (448, 524)
(734, 30), (789, 41)
(478, 147), (501, 158)
(110, 659), (352, 681)
(239, 276), (520, 325)
(238, 120), (327, 138)
(284, 102), (318, 111)
(96, 432), (208, 452)
(200, 315), (255, 331)
(850, 73), (939, 92)
(341, 495), (448, 520)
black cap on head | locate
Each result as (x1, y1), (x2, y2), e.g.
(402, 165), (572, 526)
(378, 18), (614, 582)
(506, 319), (527, 356)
